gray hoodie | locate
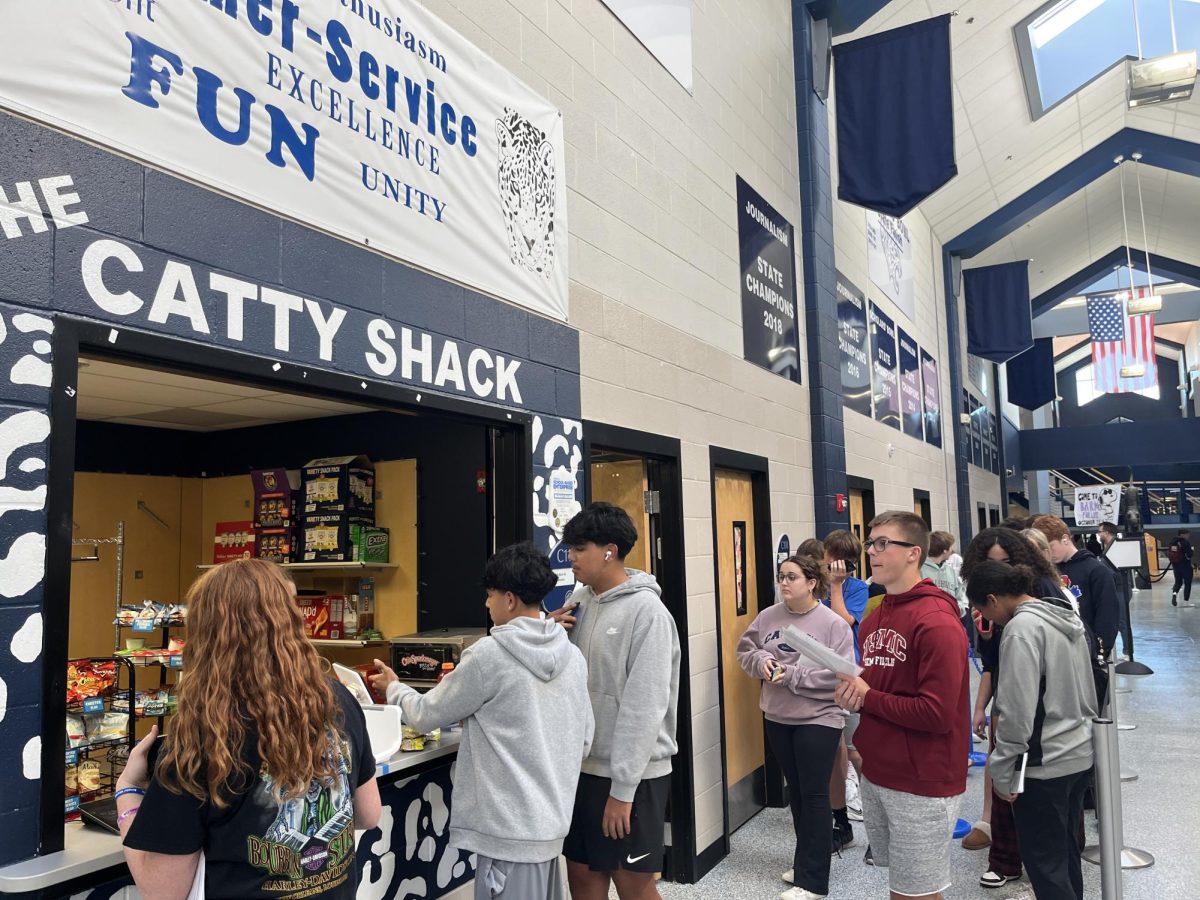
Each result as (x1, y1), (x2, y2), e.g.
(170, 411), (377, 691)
(387, 616), (593, 863)
(569, 570), (681, 802)
(988, 600), (1099, 795)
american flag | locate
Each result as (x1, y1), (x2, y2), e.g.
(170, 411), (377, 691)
(1086, 288), (1157, 394)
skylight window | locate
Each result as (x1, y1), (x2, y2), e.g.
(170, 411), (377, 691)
(1016, 0), (1200, 118)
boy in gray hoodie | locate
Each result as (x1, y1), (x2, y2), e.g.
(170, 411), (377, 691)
(370, 542), (593, 900)
(967, 560), (1099, 900)
(555, 502), (681, 900)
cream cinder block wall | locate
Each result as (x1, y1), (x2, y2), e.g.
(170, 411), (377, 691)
(827, 100), (961, 536)
(421, 0), (814, 857)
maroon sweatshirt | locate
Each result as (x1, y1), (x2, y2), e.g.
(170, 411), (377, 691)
(855, 579), (969, 798)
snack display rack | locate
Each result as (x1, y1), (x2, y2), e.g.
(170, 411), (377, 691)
(114, 603), (186, 729)
(65, 657), (136, 819)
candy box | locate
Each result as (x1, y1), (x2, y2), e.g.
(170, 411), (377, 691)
(251, 468), (300, 527)
(213, 522), (255, 564)
(301, 456), (375, 519)
(255, 524), (296, 564)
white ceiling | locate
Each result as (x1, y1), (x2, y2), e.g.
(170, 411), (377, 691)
(843, 0), (1200, 316)
(78, 358), (373, 431)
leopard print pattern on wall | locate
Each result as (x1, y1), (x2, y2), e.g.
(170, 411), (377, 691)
(496, 107), (556, 277)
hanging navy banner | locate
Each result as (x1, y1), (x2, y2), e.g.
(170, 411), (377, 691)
(969, 395), (983, 468)
(1006, 337), (1056, 410)
(897, 327), (923, 439)
(832, 15), (956, 217)
(736, 176), (799, 382)
(920, 349), (941, 448)
(869, 302), (900, 430)
(964, 261), (1033, 363)
(836, 271), (872, 416)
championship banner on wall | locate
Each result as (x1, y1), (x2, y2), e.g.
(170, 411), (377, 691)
(866, 211), (915, 323)
(1075, 485), (1121, 527)
(0, 0), (568, 321)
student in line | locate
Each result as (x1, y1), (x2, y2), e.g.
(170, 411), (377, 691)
(119, 559), (381, 899)
(833, 511), (969, 900)
(820, 529), (870, 849)
(967, 561), (1098, 900)
(555, 503), (681, 900)
(1097, 522), (1133, 659)
(957, 527), (1068, 887)
(1030, 515), (1119, 667)
(371, 542), (593, 900)
(738, 554), (855, 900)
(921, 531), (968, 619)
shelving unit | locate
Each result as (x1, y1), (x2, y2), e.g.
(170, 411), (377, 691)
(117, 621), (183, 728)
(65, 657), (135, 817)
(310, 638), (388, 648)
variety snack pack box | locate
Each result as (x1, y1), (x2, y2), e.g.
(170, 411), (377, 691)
(301, 455), (375, 518)
(213, 521), (255, 563)
(252, 468), (300, 563)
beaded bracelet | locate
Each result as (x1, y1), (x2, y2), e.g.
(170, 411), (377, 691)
(116, 806), (140, 826)
(114, 787), (145, 801)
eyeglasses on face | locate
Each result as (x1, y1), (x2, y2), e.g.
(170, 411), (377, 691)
(865, 537), (918, 553)
(776, 572), (808, 584)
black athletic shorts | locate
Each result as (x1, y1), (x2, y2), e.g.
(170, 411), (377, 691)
(562, 773), (670, 873)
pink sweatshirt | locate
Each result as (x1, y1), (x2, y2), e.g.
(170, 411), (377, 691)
(736, 602), (855, 730)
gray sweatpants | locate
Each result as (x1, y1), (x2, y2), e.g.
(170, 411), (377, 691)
(474, 856), (566, 900)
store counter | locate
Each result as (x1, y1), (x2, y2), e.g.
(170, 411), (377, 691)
(0, 735), (470, 899)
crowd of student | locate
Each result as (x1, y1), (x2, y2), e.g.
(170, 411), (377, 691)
(110, 500), (1158, 900)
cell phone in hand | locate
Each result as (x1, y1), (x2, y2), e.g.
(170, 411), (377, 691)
(145, 734), (168, 775)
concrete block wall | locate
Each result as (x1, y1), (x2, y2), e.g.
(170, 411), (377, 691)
(423, 0), (812, 856)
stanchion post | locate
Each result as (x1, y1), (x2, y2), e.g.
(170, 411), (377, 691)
(1106, 661), (1136, 732)
(1087, 718), (1123, 899)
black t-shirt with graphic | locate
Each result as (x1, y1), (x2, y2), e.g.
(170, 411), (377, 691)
(125, 682), (375, 899)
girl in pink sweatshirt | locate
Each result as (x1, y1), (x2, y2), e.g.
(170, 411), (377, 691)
(737, 554), (855, 900)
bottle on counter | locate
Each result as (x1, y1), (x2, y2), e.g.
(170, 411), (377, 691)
(436, 662), (455, 685)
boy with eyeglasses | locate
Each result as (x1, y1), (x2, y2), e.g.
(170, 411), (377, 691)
(833, 511), (969, 900)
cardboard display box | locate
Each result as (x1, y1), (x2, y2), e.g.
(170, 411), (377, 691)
(213, 521), (255, 564)
(255, 524), (296, 564)
(352, 525), (389, 563)
(301, 515), (374, 563)
(297, 594), (346, 640)
(251, 468), (300, 528)
(301, 455), (375, 519)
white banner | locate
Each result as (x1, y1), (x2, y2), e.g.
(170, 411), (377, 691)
(0, 0), (568, 321)
(866, 210), (914, 323)
(1075, 485), (1121, 528)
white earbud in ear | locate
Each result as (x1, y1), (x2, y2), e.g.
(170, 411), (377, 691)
(605, 551), (612, 561)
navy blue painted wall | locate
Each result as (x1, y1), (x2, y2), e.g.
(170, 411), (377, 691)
(1056, 354), (1182, 426)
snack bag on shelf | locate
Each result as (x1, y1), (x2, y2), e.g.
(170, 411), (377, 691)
(77, 760), (101, 799)
(66, 715), (86, 749)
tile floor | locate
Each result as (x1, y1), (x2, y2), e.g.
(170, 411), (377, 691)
(640, 577), (1195, 899)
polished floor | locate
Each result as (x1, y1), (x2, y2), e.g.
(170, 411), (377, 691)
(649, 577), (1195, 899)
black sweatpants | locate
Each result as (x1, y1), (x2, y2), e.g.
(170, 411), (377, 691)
(1172, 564), (1193, 602)
(1011, 769), (1090, 900)
(764, 720), (841, 896)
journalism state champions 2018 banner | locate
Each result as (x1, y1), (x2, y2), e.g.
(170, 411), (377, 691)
(0, 0), (569, 321)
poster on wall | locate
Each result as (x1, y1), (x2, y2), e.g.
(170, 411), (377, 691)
(988, 412), (1000, 475)
(1075, 485), (1122, 527)
(599, 1), (693, 91)
(737, 176), (799, 382)
(920, 349), (941, 447)
(969, 395), (984, 468)
(0, 0), (569, 321)
(869, 302), (901, 430)
(866, 211), (915, 323)
(836, 271), (872, 417)
(897, 327), (924, 440)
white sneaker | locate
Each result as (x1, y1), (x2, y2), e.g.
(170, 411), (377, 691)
(847, 803), (863, 822)
(782, 869), (794, 884)
(780, 888), (826, 900)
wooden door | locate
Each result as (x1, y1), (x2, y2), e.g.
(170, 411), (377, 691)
(849, 489), (867, 574)
(715, 468), (764, 830)
(590, 458), (651, 573)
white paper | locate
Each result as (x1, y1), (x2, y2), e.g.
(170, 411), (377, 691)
(333, 662), (373, 706)
(1014, 751), (1029, 794)
(782, 625), (862, 678)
